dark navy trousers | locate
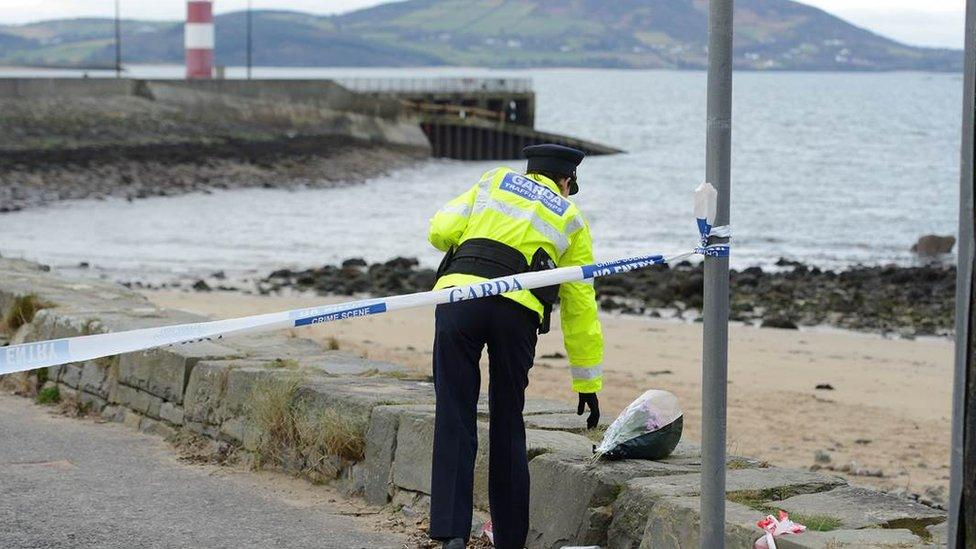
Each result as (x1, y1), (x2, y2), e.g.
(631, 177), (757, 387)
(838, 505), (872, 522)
(429, 296), (538, 549)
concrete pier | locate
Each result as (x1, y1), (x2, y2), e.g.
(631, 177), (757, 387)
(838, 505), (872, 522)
(339, 77), (623, 160)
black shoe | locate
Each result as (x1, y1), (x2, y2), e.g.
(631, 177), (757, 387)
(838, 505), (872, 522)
(442, 538), (465, 549)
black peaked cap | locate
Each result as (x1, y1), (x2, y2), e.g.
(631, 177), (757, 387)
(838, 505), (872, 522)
(522, 144), (585, 177)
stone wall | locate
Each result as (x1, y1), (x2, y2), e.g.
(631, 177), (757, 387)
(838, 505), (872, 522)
(0, 258), (948, 548)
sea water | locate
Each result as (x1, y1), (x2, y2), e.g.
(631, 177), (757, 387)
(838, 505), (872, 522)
(0, 67), (961, 281)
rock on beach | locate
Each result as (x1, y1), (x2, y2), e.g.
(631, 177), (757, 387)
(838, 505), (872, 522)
(257, 256), (955, 336)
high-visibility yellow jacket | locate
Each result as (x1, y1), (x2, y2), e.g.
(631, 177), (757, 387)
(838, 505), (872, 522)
(428, 167), (604, 393)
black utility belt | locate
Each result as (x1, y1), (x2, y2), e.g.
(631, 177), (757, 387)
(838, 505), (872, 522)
(437, 238), (559, 334)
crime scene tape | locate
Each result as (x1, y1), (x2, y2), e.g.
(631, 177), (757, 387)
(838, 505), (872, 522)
(0, 184), (730, 377)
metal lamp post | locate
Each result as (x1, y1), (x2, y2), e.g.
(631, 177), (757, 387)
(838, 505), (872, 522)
(246, 0), (253, 79)
(949, 0), (976, 545)
(114, 0), (122, 78)
(700, 0), (734, 546)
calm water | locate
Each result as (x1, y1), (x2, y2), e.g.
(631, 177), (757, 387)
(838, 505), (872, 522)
(0, 66), (963, 281)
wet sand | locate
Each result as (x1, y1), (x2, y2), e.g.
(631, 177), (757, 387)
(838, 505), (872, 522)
(143, 290), (954, 504)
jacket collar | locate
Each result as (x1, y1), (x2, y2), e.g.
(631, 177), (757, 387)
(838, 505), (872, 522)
(525, 172), (564, 196)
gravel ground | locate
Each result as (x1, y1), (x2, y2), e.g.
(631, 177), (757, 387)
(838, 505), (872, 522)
(0, 393), (407, 549)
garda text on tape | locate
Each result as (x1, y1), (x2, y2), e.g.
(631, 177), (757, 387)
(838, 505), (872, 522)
(1, 183), (728, 376)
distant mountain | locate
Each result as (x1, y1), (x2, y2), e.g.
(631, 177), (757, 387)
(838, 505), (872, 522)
(0, 0), (961, 71)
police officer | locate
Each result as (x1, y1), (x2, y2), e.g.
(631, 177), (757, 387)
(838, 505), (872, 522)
(427, 144), (604, 549)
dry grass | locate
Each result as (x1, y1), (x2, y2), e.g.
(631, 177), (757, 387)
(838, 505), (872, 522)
(247, 375), (367, 483)
(2, 294), (51, 332)
(56, 390), (91, 418)
(249, 376), (302, 467)
(168, 429), (238, 466)
(295, 407), (367, 483)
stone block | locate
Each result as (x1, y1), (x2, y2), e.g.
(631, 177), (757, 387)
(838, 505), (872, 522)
(218, 416), (262, 450)
(183, 361), (235, 425)
(363, 404), (435, 505)
(530, 453), (702, 549)
(392, 412), (436, 494)
(606, 467), (838, 549)
(45, 365), (62, 384)
(775, 528), (923, 548)
(474, 427), (594, 511)
(122, 409), (143, 430)
(218, 416), (246, 444)
(101, 405), (123, 423)
(77, 392), (107, 414)
(119, 340), (242, 404)
(296, 377), (436, 422)
(60, 363), (83, 389)
(226, 336), (407, 376)
(159, 402), (185, 426)
(478, 396), (575, 417)
(391, 489), (431, 520)
(925, 521), (948, 546)
(115, 384), (163, 418)
(78, 359), (115, 398)
(220, 365), (290, 420)
(393, 407), (595, 512)
(524, 412), (610, 433)
(183, 361), (284, 427)
(309, 351), (406, 376)
(526, 428), (595, 457)
(641, 468), (845, 500)
(640, 496), (763, 549)
(184, 420), (219, 439)
(139, 417), (177, 439)
(771, 485), (946, 530)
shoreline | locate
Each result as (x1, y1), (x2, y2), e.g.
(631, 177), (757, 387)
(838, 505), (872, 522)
(142, 255), (952, 337)
(0, 139), (425, 213)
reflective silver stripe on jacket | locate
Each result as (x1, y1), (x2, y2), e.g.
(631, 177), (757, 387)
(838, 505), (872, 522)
(564, 214), (586, 236)
(439, 203), (471, 217)
(570, 364), (603, 380)
(472, 172), (494, 216)
(472, 198), (570, 255)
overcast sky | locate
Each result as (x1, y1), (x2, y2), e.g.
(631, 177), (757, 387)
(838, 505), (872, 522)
(0, 0), (966, 49)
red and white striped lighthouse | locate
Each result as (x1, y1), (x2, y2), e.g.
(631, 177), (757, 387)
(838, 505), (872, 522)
(185, 1), (214, 79)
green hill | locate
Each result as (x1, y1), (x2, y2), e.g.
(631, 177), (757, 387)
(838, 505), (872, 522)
(0, 0), (961, 71)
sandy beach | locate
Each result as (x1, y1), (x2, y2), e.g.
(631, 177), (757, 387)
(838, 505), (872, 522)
(144, 289), (954, 504)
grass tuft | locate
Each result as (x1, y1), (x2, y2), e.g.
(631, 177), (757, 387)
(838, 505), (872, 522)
(584, 424), (608, 443)
(727, 457), (761, 470)
(249, 376), (302, 466)
(271, 358), (301, 369)
(3, 294), (51, 332)
(295, 407), (367, 483)
(790, 514), (843, 532)
(35, 385), (60, 405)
(247, 376), (366, 483)
(727, 490), (842, 532)
(326, 337), (340, 350)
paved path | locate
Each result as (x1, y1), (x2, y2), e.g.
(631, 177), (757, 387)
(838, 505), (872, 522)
(0, 393), (406, 549)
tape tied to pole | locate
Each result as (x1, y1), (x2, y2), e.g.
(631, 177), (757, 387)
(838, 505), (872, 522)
(0, 187), (732, 376)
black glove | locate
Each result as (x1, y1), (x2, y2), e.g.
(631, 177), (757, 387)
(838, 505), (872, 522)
(577, 392), (600, 430)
